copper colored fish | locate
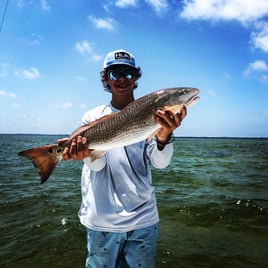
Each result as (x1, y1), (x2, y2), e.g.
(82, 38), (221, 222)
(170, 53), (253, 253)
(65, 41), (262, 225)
(18, 87), (200, 183)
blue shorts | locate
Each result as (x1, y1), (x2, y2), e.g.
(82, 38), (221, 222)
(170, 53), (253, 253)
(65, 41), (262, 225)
(85, 224), (158, 268)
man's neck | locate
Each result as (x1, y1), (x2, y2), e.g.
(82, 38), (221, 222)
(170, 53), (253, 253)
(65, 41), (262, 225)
(111, 94), (134, 110)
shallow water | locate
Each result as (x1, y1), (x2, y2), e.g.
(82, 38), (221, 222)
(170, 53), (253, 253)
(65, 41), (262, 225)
(0, 134), (268, 267)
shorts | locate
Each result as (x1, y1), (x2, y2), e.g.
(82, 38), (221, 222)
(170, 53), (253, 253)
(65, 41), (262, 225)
(85, 224), (158, 268)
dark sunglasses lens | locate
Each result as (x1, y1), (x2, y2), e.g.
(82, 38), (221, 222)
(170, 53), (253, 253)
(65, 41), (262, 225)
(125, 69), (135, 79)
(108, 69), (135, 80)
(108, 70), (120, 80)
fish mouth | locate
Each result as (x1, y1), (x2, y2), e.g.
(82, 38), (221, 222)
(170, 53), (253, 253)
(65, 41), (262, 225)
(186, 94), (200, 107)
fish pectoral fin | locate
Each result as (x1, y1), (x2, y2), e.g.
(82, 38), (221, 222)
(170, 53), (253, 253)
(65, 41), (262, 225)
(18, 144), (61, 184)
(163, 104), (183, 114)
(89, 150), (107, 162)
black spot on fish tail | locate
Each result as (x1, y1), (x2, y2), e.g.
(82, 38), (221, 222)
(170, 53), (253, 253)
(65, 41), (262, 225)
(18, 144), (61, 183)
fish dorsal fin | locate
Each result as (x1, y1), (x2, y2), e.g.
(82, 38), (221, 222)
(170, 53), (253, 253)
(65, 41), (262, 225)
(69, 113), (119, 139)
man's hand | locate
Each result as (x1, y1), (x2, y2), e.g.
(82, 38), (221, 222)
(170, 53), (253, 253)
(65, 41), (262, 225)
(58, 136), (91, 161)
(154, 106), (187, 143)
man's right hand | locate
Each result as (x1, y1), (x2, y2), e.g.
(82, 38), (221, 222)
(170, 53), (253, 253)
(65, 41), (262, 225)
(58, 136), (91, 161)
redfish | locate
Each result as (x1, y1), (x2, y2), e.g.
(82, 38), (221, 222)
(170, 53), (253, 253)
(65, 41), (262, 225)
(18, 87), (200, 183)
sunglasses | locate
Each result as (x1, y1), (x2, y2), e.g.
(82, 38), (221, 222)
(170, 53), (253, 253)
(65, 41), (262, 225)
(107, 68), (136, 80)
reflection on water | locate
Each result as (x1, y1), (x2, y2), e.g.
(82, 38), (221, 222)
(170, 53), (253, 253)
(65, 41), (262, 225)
(0, 135), (268, 267)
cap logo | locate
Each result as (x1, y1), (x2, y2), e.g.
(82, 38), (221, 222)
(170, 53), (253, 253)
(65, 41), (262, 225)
(114, 52), (130, 60)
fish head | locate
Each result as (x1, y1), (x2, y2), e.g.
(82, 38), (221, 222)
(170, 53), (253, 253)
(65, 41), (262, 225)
(155, 87), (200, 113)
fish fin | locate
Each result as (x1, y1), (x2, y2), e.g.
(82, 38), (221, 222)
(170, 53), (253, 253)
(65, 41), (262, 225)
(89, 150), (107, 161)
(69, 113), (119, 140)
(18, 144), (61, 184)
(163, 104), (183, 114)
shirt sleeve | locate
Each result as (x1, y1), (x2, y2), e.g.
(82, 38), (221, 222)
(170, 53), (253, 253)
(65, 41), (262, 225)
(146, 139), (174, 169)
(81, 107), (108, 171)
(83, 156), (107, 171)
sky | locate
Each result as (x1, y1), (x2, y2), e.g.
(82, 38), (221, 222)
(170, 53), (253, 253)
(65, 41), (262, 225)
(1, 0), (268, 137)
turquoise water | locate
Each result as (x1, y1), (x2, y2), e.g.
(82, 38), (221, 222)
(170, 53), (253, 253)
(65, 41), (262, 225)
(0, 134), (268, 267)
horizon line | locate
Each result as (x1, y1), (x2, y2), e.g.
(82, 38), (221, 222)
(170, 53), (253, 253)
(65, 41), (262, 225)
(0, 133), (267, 139)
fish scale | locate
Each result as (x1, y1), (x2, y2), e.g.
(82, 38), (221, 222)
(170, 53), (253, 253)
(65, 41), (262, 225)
(82, 90), (177, 148)
(84, 103), (156, 148)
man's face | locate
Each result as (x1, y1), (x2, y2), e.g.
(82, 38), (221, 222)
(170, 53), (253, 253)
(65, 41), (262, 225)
(106, 65), (137, 96)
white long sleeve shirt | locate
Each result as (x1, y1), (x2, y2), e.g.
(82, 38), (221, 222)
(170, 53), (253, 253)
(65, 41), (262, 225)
(78, 103), (174, 232)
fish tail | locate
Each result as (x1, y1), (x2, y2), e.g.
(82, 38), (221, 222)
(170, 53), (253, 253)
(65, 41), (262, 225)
(18, 144), (62, 184)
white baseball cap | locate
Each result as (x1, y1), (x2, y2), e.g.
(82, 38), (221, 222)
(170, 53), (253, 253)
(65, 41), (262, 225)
(103, 49), (138, 69)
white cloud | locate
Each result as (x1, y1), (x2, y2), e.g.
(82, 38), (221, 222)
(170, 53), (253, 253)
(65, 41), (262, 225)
(180, 0), (268, 24)
(243, 60), (268, 77)
(260, 74), (268, 82)
(207, 89), (216, 96)
(179, 0), (268, 53)
(80, 104), (87, 109)
(56, 102), (73, 109)
(76, 76), (87, 82)
(0, 90), (16, 98)
(12, 103), (20, 108)
(18, 0), (50, 11)
(74, 41), (102, 62)
(2, 64), (41, 79)
(31, 40), (41, 46)
(115, 0), (138, 8)
(16, 67), (40, 79)
(75, 41), (93, 54)
(224, 71), (231, 79)
(92, 54), (102, 61)
(88, 16), (116, 31)
(145, 0), (168, 13)
(41, 0), (50, 11)
(30, 33), (44, 46)
(113, 0), (168, 13)
(0, 63), (10, 77)
(251, 21), (268, 52)
(17, 0), (28, 8)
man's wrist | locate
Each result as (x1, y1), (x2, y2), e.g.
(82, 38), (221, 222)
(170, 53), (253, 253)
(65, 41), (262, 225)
(155, 133), (174, 151)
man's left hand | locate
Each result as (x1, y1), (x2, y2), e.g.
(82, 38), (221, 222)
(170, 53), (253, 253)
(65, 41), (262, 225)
(154, 106), (187, 143)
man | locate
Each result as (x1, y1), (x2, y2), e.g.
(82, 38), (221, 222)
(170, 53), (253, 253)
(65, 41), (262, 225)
(62, 49), (187, 267)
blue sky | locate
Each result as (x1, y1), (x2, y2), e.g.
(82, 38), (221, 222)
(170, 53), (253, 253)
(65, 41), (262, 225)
(1, 0), (268, 137)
